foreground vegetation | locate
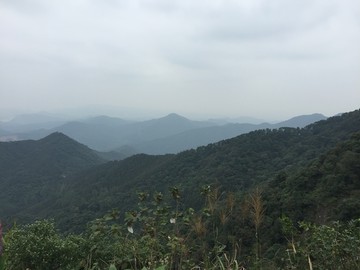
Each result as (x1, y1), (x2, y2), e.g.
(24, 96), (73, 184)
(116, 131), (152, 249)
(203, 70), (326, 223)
(1, 187), (360, 270)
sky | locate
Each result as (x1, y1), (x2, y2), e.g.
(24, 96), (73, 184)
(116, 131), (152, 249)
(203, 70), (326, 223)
(0, 0), (359, 121)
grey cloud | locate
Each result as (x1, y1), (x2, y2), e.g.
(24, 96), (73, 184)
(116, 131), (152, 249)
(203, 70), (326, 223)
(201, 1), (336, 41)
(0, 0), (359, 120)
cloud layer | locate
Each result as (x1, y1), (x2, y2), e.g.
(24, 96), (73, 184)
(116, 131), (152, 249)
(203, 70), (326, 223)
(1, 0), (359, 119)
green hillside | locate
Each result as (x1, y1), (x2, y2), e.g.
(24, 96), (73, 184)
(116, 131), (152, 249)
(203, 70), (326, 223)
(266, 132), (360, 223)
(0, 132), (105, 224)
(49, 109), (360, 231)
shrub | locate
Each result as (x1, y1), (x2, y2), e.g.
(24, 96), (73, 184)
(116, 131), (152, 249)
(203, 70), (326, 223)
(4, 220), (84, 270)
(281, 218), (360, 270)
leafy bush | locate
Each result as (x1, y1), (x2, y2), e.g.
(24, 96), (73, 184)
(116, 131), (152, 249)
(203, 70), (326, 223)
(4, 220), (85, 270)
(2, 191), (360, 270)
(281, 218), (360, 270)
(85, 186), (248, 269)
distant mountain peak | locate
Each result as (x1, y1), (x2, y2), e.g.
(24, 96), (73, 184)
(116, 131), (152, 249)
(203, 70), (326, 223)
(39, 132), (78, 144)
(156, 113), (190, 123)
(276, 113), (327, 128)
(163, 113), (188, 120)
(42, 131), (68, 138)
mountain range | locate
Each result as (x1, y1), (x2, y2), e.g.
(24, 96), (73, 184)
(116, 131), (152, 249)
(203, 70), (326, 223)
(0, 109), (358, 233)
(0, 112), (327, 156)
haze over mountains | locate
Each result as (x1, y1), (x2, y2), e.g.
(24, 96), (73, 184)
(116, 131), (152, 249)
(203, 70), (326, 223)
(0, 112), (327, 157)
(0, 109), (359, 232)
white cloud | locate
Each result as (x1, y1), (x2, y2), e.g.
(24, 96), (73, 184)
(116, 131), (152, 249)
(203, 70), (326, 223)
(0, 0), (359, 119)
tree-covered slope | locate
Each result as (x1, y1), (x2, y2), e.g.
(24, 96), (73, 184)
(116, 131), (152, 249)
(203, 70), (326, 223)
(266, 132), (360, 224)
(0, 132), (106, 223)
(51, 109), (360, 231)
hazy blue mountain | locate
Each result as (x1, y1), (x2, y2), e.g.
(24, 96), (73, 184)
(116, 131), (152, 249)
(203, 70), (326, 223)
(273, 113), (327, 128)
(125, 113), (214, 142)
(130, 123), (271, 154)
(112, 113), (327, 156)
(49, 120), (129, 150)
(10, 115), (135, 150)
(126, 114), (327, 155)
(0, 112), (67, 132)
(12, 113), (215, 151)
(57, 113), (214, 150)
(82, 115), (132, 126)
(208, 116), (266, 125)
(4, 112), (327, 155)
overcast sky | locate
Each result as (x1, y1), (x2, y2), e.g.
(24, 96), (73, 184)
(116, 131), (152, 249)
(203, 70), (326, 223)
(0, 0), (359, 120)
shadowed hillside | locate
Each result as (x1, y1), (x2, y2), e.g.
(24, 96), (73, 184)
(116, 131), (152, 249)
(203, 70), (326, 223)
(0, 132), (106, 224)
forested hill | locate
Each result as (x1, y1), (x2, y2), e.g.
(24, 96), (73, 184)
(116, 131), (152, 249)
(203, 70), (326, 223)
(0, 132), (104, 176)
(50, 109), (360, 231)
(266, 132), (360, 224)
(0, 132), (106, 224)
